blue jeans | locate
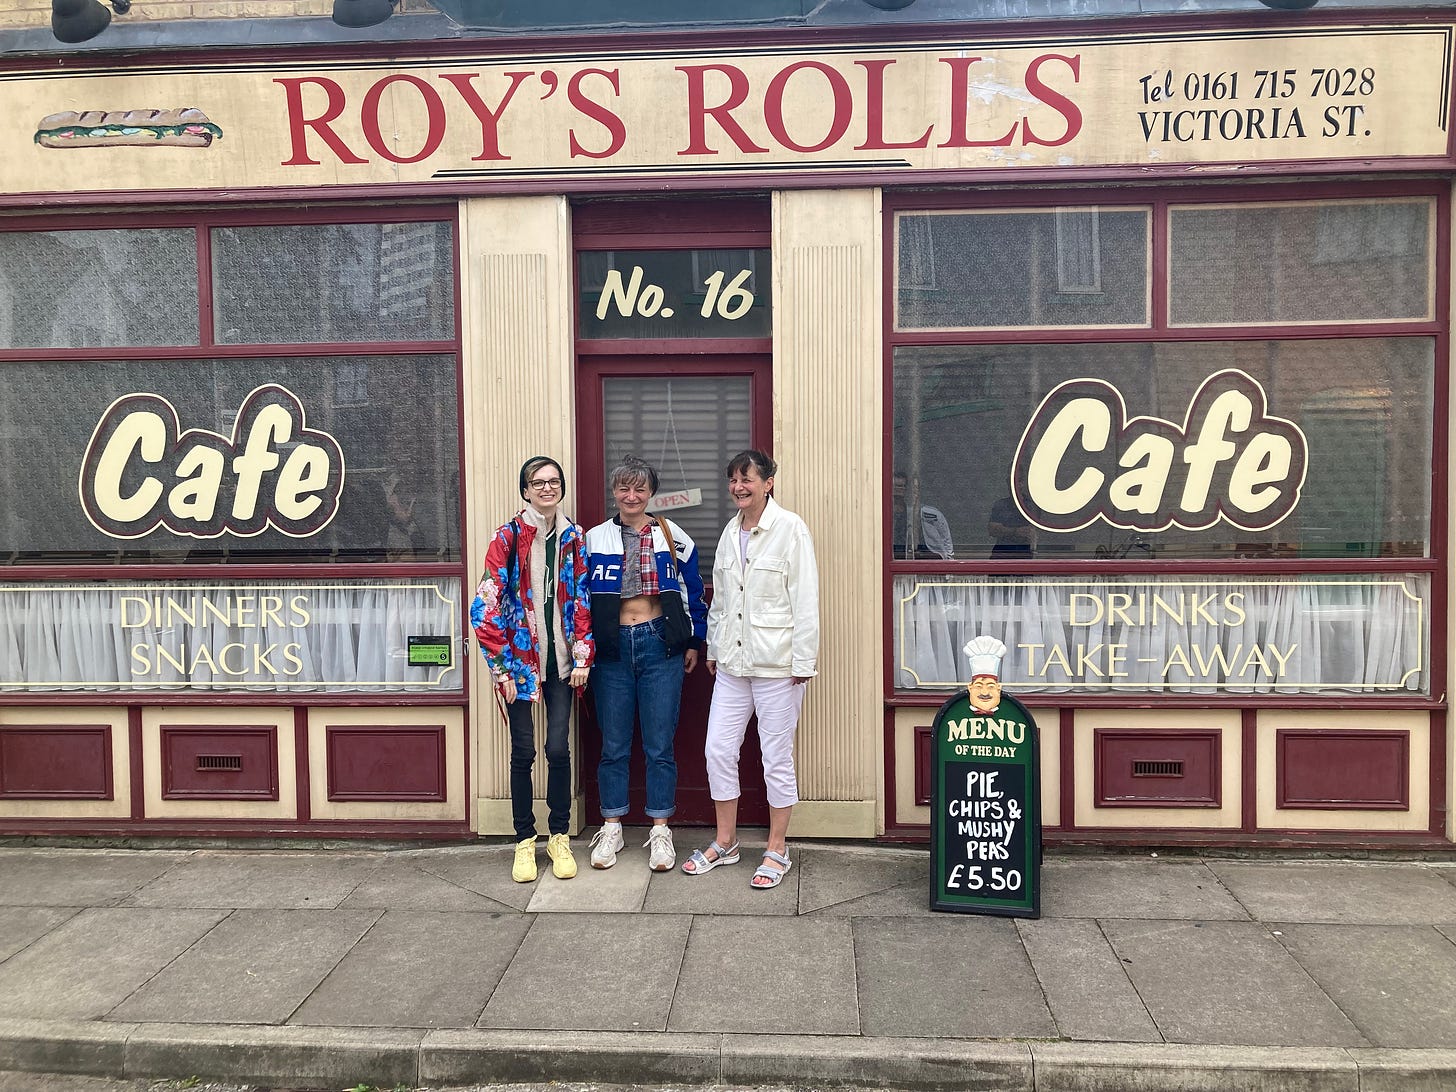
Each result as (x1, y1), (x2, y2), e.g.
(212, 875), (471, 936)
(591, 617), (685, 820)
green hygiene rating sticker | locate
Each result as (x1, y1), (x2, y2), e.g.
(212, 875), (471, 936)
(407, 635), (454, 668)
(929, 636), (1041, 917)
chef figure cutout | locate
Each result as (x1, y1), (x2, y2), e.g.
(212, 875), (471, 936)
(964, 635), (1008, 714)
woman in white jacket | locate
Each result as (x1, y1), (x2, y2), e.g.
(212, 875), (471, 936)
(682, 449), (819, 889)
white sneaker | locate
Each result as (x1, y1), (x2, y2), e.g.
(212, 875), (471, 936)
(589, 821), (625, 869)
(645, 825), (675, 872)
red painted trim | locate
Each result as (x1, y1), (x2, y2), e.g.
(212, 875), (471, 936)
(451, 203), (472, 705)
(0, 342), (457, 364)
(0, 694), (469, 708)
(159, 725), (279, 801)
(886, 693), (1443, 712)
(572, 197), (771, 236)
(879, 825), (1454, 849)
(912, 723), (933, 806)
(128, 707), (144, 820)
(1093, 727), (1221, 808)
(195, 219), (215, 349)
(1431, 710), (1446, 838)
(1058, 708), (1075, 832)
(883, 706), (900, 831)
(1275, 727), (1411, 810)
(575, 232), (772, 250)
(0, 819), (472, 839)
(0, 725), (113, 800)
(574, 337), (774, 356)
(324, 724), (449, 802)
(2, 563), (463, 579)
(294, 707), (311, 823)
(1241, 707), (1257, 835)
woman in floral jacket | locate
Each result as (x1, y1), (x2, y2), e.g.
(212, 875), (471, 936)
(471, 456), (594, 883)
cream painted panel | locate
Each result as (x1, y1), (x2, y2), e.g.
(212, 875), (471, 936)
(773, 188), (881, 822)
(1257, 709), (1429, 833)
(894, 705), (1060, 829)
(459, 196), (577, 833)
(1074, 709), (1242, 829)
(0, 706), (130, 819)
(308, 706), (465, 821)
(141, 706), (295, 821)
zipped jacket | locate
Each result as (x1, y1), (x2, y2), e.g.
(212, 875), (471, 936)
(583, 516), (708, 660)
(470, 512), (594, 702)
(706, 497), (819, 679)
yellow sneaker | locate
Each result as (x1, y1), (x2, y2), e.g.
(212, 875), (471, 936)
(546, 833), (577, 879)
(512, 836), (538, 883)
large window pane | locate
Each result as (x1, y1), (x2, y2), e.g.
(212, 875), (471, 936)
(0, 577), (462, 693)
(601, 375), (751, 575)
(892, 339), (1433, 561)
(0, 356), (460, 565)
(1169, 199), (1433, 325)
(212, 221), (455, 344)
(893, 573), (1429, 696)
(895, 208), (1149, 329)
(0, 229), (198, 349)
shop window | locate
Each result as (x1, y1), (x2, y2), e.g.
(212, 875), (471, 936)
(892, 573), (1429, 696)
(1169, 198), (1433, 325)
(891, 338), (1433, 562)
(0, 229), (199, 349)
(211, 221), (455, 345)
(0, 577), (463, 694)
(894, 208), (1149, 330)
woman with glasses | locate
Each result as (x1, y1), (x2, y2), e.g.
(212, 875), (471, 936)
(472, 456), (594, 883)
(582, 457), (708, 872)
(682, 449), (819, 890)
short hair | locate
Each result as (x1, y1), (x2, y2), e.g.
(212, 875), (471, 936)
(518, 455), (565, 497)
(608, 456), (659, 495)
(725, 449), (776, 480)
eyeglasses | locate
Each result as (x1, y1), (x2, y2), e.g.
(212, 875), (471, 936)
(527, 477), (563, 492)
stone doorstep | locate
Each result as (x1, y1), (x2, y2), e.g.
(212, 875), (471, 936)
(4, 1021), (1456, 1090)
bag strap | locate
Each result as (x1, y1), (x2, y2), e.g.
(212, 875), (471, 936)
(654, 516), (680, 579)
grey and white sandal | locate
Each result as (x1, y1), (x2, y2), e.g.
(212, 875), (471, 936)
(681, 840), (740, 875)
(751, 849), (792, 889)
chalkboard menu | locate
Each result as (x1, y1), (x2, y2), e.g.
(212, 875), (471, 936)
(929, 690), (1041, 917)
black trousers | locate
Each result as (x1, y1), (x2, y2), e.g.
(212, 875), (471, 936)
(507, 670), (574, 840)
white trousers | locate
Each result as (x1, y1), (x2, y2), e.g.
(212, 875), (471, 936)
(704, 671), (806, 809)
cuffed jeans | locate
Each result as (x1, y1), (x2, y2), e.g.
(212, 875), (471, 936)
(508, 670), (574, 840)
(591, 617), (685, 820)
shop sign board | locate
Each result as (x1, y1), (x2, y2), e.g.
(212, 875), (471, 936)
(0, 24), (1450, 197)
(930, 636), (1041, 917)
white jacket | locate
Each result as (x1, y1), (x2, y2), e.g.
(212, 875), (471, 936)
(706, 497), (819, 678)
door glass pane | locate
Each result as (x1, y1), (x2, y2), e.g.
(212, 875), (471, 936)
(602, 375), (751, 576)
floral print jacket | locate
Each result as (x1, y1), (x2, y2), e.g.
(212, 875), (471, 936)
(471, 513), (594, 702)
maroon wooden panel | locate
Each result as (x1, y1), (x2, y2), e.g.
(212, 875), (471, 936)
(0, 725), (112, 799)
(1277, 729), (1410, 810)
(572, 197), (771, 238)
(326, 725), (448, 802)
(161, 725), (278, 801)
(913, 724), (933, 806)
(1094, 728), (1221, 808)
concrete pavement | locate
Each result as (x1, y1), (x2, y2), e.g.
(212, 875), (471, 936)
(2, 837), (1456, 1090)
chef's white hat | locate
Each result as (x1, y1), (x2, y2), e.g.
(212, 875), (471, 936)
(963, 635), (1008, 679)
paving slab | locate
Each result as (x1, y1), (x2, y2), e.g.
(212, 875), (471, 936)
(1016, 918), (1161, 1042)
(1348, 1048), (1456, 1092)
(0, 907), (81, 963)
(1274, 924), (1456, 1047)
(1030, 1042), (1359, 1092)
(1101, 919), (1367, 1047)
(338, 859), (520, 912)
(0, 851), (190, 908)
(854, 916), (1055, 1038)
(526, 856), (651, 912)
(291, 909), (530, 1028)
(422, 1029), (720, 1086)
(797, 847), (926, 913)
(478, 913), (689, 1031)
(415, 847), (538, 912)
(668, 916), (859, 1035)
(723, 1035), (1033, 1092)
(804, 879), (932, 918)
(1209, 861), (1456, 925)
(122, 1022), (422, 1087)
(123, 851), (381, 910)
(0, 908), (227, 1020)
(108, 908), (381, 1025)
(641, 846), (801, 916)
(1040, 859), (1249, 920)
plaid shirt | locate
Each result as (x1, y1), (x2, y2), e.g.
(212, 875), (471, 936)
(620, 523), (661, 598)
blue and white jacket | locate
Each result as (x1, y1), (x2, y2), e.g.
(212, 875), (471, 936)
(583, 516), (708, 660)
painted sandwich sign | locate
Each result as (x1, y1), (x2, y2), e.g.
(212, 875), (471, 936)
(0, 24), (1449, 196)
